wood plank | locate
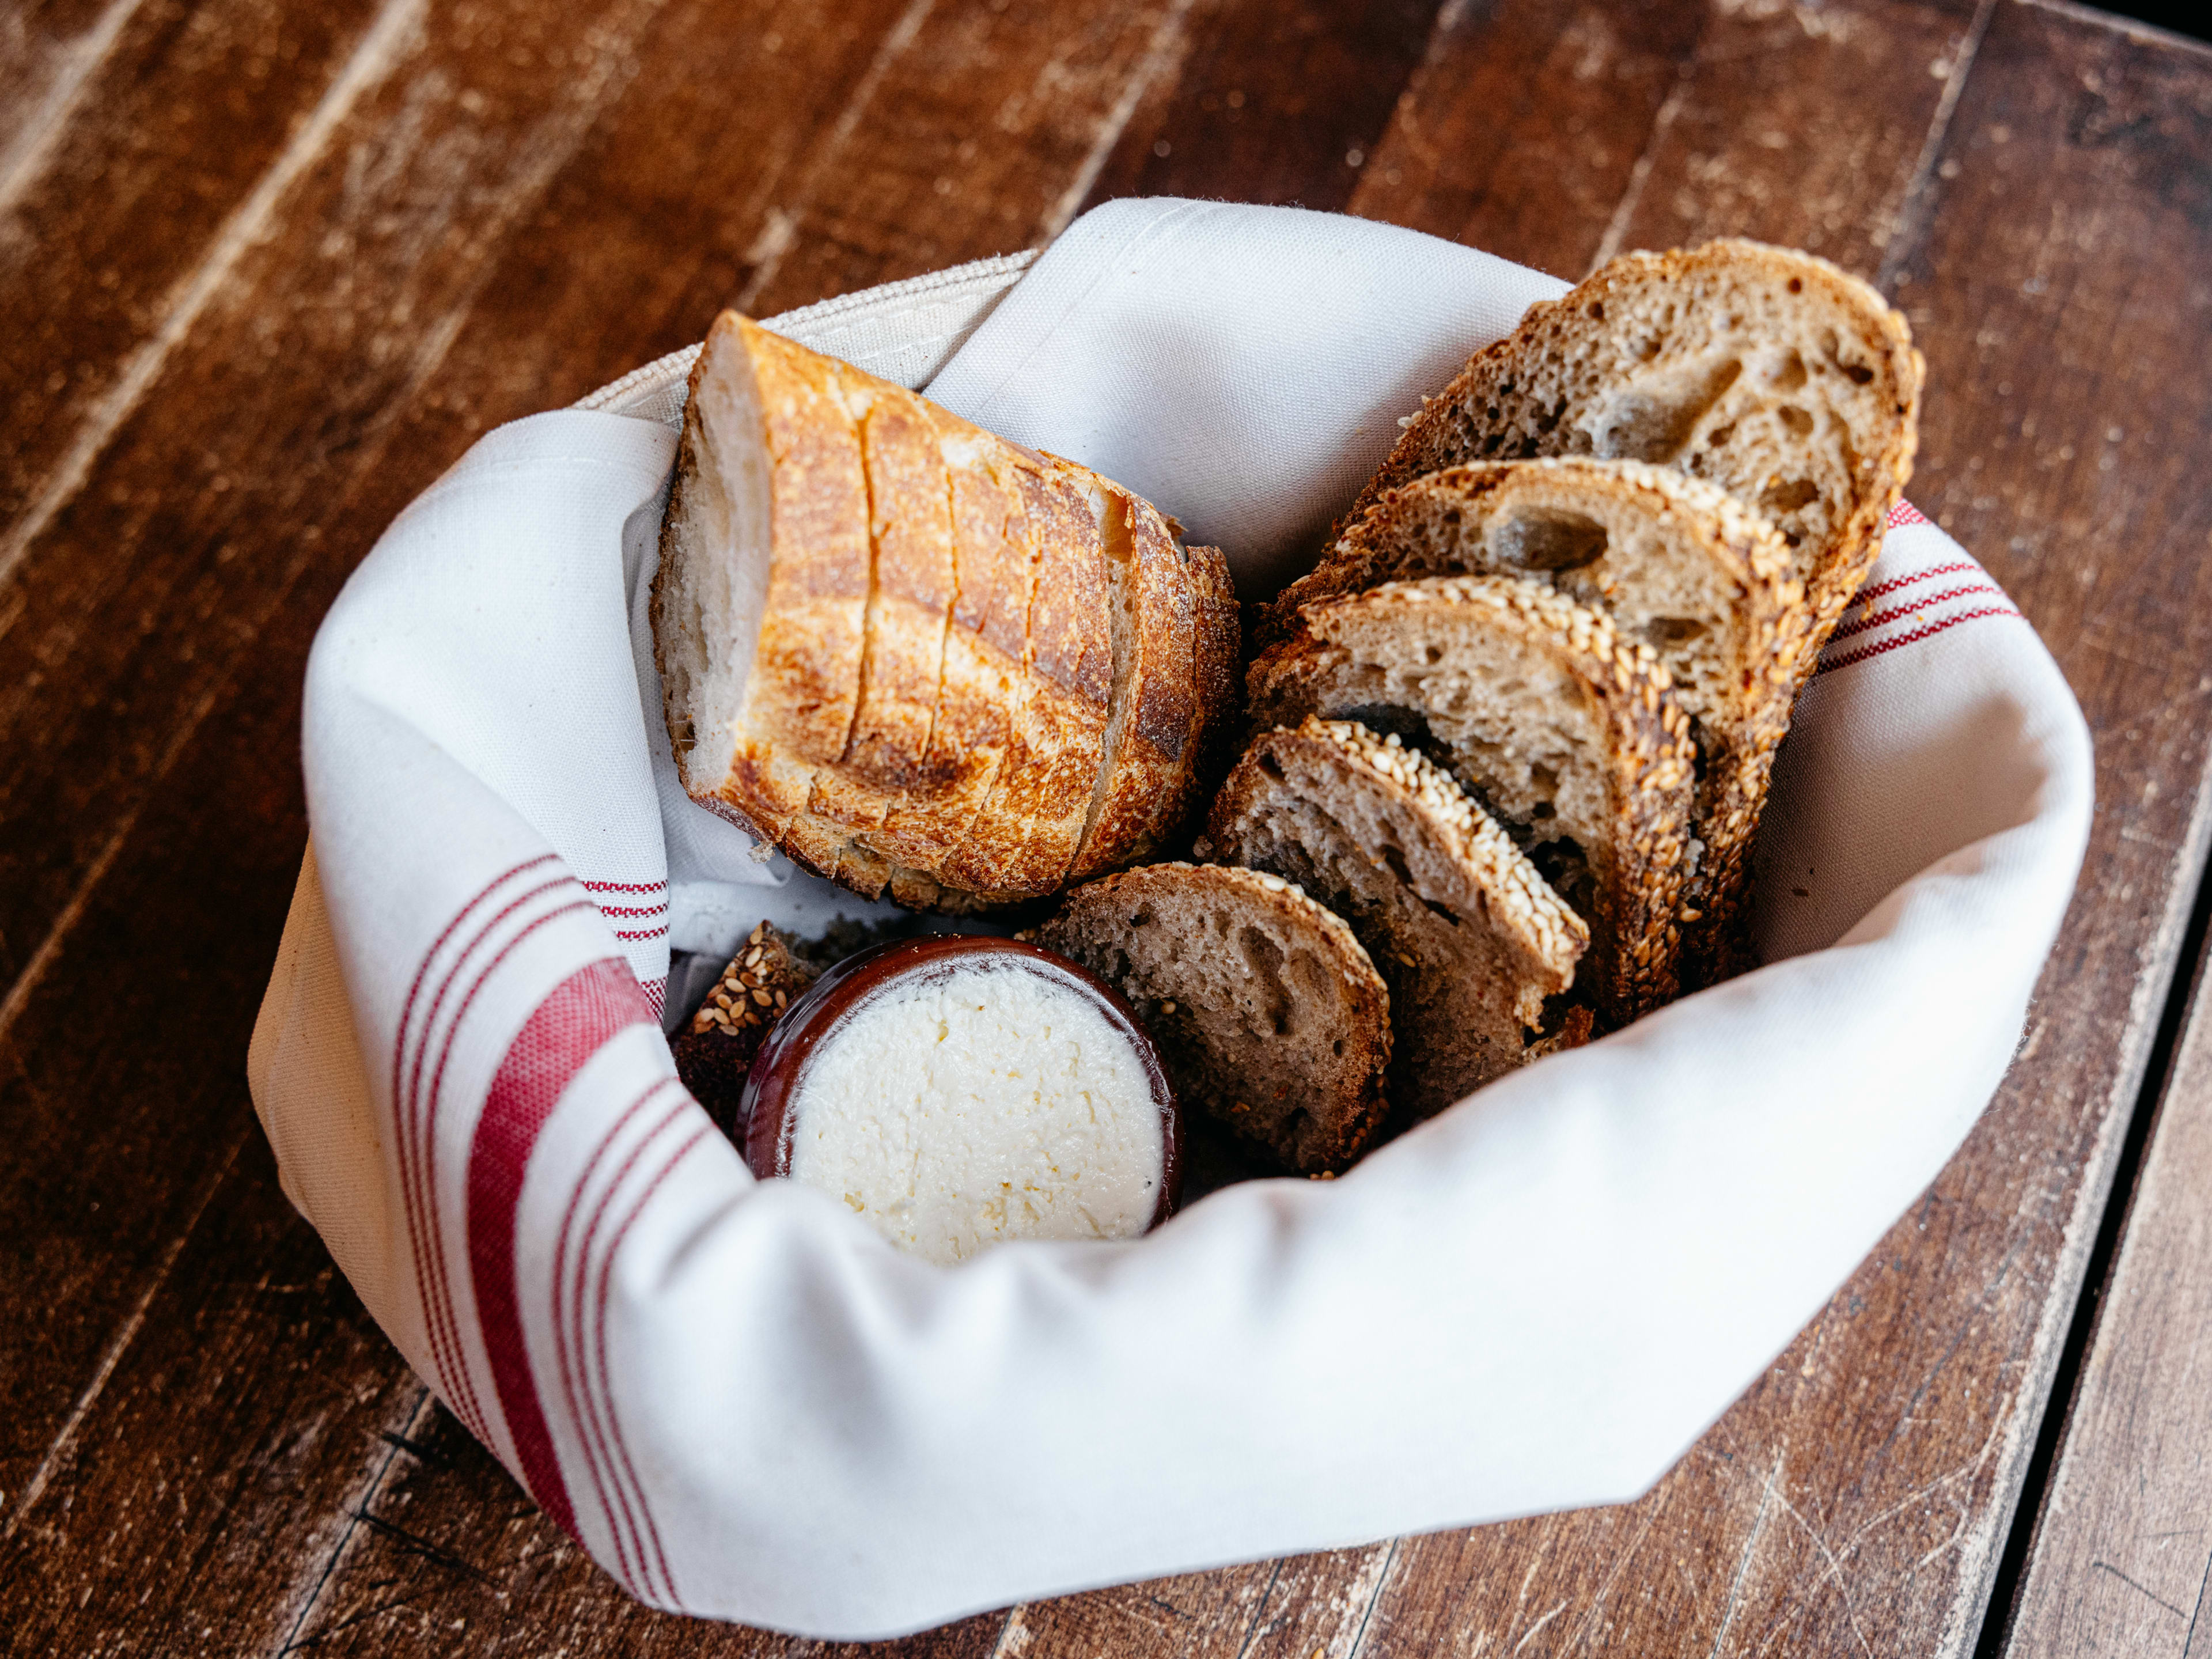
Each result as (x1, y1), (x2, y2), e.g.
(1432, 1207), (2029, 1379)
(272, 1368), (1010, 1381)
(0, 0), (393, 557)
(1335, 2), (2212, 1655)
(0, 1138), (428, 1656)
(1964, 21), (2212, 1656)
(738, 0), (1198, 318)
(1586, 0), (1986, 275)
(1999, 929), (2212, 1657)
(0, 0), (707, 1510)
(1073, 0), (1442, 217)
(1344, 0), (1705, 277)
(0, 0), (145, 194)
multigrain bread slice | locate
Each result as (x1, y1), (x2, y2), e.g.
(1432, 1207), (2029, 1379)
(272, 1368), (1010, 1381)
(1247, 574), (1698, 1022)
(653, 312), (1238, 908)
(670, 921), (820, 1141)
(1037, 863), (1392, 1173)
(1357, 240), (1922, 658)
(1266, 457), (1810, 966)
(1206, 719), (1589, 1118)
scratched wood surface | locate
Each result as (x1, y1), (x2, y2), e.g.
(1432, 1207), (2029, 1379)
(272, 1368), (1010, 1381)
(2, 0), (2210, 1654)
(1998, 941), (2212, 1655)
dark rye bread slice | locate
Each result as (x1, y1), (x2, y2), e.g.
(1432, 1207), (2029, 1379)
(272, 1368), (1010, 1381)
(1038, 863), (1392, 1174)
(1206, 719), (1589, 1119)
(1357, 239), (1922, 663)
(1247, 574), (1698, 1022)
(1266, 457), (1810, 970)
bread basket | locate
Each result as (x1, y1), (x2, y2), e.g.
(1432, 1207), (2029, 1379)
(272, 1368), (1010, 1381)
(249, 198), (2092, 1638)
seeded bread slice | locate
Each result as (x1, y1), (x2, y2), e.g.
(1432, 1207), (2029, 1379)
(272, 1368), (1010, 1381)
(1357, 240), (1922, 660)
(1206, 719), (1588, 1118)
(1247, 574), (1697, 1021)
(1038, 863), (1392, 1173)
(671, 922), (820, 1141)
(1268, 457), (1811, 971)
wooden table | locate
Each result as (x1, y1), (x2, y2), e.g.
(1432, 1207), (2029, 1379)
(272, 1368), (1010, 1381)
(4, 0), (2210, 1652)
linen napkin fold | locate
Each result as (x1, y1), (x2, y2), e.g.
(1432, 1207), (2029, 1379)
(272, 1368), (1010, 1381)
(250, 198), (2092, 1638)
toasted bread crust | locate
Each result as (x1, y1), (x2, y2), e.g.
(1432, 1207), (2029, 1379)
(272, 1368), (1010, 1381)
(1067, 491), (1200, 881)
(656, 314), (1238, 909)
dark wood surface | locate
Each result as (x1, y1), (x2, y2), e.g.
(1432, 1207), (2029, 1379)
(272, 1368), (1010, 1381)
(3, 0), (2210, 1652)
(2002, 904), (2212, 1657)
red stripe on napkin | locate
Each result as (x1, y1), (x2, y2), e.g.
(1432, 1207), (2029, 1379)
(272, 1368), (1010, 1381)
(553, 1084), (690, 1601)
(1820, 606), (2025, 672)
(466, 957), (654, 1538)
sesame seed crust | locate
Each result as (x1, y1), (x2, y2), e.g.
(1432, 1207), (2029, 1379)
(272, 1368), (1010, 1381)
(1293, 717), (1588, 983)
(1245, 572), (1697, 1021)
(673, 921), (823, 1141)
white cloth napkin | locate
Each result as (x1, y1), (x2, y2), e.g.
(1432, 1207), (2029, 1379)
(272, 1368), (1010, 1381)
(249, 198), (2093, 1638)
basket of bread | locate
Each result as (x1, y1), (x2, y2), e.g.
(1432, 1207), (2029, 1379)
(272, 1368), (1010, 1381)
(251, 198), (2091, 1637)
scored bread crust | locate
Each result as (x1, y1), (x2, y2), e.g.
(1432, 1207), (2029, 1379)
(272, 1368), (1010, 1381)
(1208, 719), (1588, 1118)
(1267, 457), (1811, 973)
(1038, 862), (1392, 1173)
(1066, 493), (1199, 882)
(1247, 574), (1698, 1021)
(654, 312), (1237, 908)
(1173, 545), (1243, 840)
(1357, 239), (1923, 663)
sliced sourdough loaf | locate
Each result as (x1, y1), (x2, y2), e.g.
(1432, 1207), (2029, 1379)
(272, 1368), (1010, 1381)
(1357, 239), (1922, 656)
(654, 311), (1238, 909)
(1247, 574), (1697, 1021)
(1206, 719), (1588, 1118)
(1037, 863), (1392, 1173)
(1267, 457), (1809, 967)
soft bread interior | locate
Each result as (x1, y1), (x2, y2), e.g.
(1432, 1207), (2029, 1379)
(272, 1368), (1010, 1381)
(1369, 243), (1918, 619)
(1209, 723), (1586, 1118)
(1283, 597), (1614, 859)
(1075, 484), (1139, 867)
(1343, 464), (1775, 723)
(662, 335), (773, 792)
(1040, 865), (1391, 1172)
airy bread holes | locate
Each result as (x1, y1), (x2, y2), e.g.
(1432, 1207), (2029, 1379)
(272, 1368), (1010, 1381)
(1761, 476), (1820, 516)
(1237, 925), (1294, 1035)
(1491, 507), (1608, 573)
(1645, 616), (1708, 647)
(1778, 406), (1815, 437)
(1591, 358), (1742, 462)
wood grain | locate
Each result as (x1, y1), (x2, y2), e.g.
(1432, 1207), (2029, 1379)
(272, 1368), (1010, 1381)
(1999, 930), (2212, 1657)
(0, 0), (392, 552)
(1075, 0), (1442, 215)
(737, 0), (1196, 317)
(0, 1138), (427, 1657)
(2, 0), (2211, 1654)
(1345, 0), (1705, 276)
